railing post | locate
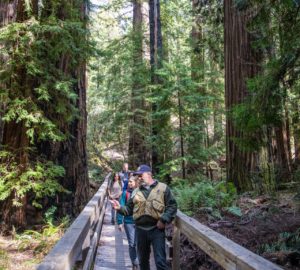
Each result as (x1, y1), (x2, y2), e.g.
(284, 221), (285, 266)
(172, 224), (181, 270)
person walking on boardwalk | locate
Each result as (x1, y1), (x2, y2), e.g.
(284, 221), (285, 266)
(108, 172), (123, 225)
(111, 165), (177, 270)
(119, 162), (131, 192)
(117, 176), (139, 270)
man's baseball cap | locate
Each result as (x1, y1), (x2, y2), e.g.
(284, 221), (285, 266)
(133, 164), (152, 175)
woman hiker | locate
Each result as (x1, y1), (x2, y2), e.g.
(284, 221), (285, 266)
(108, 172), (123, 225)
(117, 176), (139, 270)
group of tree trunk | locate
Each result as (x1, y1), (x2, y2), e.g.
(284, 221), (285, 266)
(225, 0), (300, 191)
(129, 0), (172, 176)
(127, 0), (300, 191)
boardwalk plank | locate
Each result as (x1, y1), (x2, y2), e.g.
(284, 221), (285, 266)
(93, 203), (155, 270)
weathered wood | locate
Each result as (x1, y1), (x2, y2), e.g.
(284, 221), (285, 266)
(82, 198), (107, 270)
(174, 211), (282, 270)
(37, 174), (110, 270)
(172, 226), (180, 270)
(93, 203), (156, 270)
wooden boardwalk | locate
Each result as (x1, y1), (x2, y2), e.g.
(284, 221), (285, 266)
(93, 202), (155, 270)
(37, 176), (283, 270)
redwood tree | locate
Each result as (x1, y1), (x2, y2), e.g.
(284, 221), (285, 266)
(149, 0), (172, 176)
(187, 0), (206, 175)
(0, 0), (89, 230)
(128, 0), (149, 168)
(224, 0), (261, 191)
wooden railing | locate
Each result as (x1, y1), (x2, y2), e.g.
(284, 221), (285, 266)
(37, 173), (111, 270)
(37, 173), (283, 270)
(171, 210), (283, 270)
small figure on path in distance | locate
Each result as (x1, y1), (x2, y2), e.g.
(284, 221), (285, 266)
(111, 164), (177, 270)
(120, 162), (131, 192)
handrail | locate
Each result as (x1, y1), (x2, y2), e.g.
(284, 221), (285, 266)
(37, 174), (283, 270)
(37, 173), (111, 270)
(172, 210), (282, 270)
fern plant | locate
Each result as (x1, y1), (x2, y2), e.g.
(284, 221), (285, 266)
(173, 179), (237, 217)
(15, 207), (70, 259)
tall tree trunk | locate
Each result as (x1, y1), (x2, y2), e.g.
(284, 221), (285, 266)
(149, 0), (171, 176)
(285, 105), (292, 164)
(0, 0), (30, 230)
(187, 0), (206, 175)
(128, 0), (148, 168)
(1, 122), (29, 229)
(0, 0), (89, 229)
(177, 89), (186, 179)
(213, 99), (223, 144)
(38, 1), (89, 217)
(224, 0), (261, 191)
(292, 101), (300, 166)
(274, 123), (292, 179)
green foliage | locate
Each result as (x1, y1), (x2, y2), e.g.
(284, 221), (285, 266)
(0, 0), (93, 211)
(0, 151), (67, 207)
(87, 0), (225, 182)
(44, 206), (58, 225)
(231, 0), (300, 148)
(87, 1), (150, 166)
(0, 10), (91, 142)
(173, 179), (237, 216)
(225, 206), (242, 217)
(89, 166), (103, 182)
(15, 215), (69, 259)
(0, 249), (9, 270)
(258, 228), (300, 254)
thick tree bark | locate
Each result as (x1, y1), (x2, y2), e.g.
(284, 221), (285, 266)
(292, 102), (300, 166)
(38, 1), (89, 216)
(128, 0), (149, 168)
(1, 122), (29, 229)
(213, 100), (223, 145)
(187, 0), (206, 175)
(0, 0), (89, 229)
(149, 0), (171, 175)
(0, 1), (17, 26)
(0, 0), (29, 230)
(285, 105), (292, 164)
(177, 89), (186, 179)
(0, 1), (19, 141)
(224, 0), (261, 191)
(149, 0), (162, 173)
(274, 123), (292, 179)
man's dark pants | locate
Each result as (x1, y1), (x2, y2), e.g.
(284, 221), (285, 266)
(136, 226), (168, 270)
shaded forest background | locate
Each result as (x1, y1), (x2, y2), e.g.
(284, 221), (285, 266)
(1, 0), (300, 269)
(88, 0), (300, 192)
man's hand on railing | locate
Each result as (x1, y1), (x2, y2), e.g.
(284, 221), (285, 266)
(109, 199), (121, 210)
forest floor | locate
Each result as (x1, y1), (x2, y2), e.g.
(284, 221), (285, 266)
(0, 180), (100, 270)
(0, 236), (39, 270)
(180, 190), (300, 270)
(0, 221), (68, 270)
